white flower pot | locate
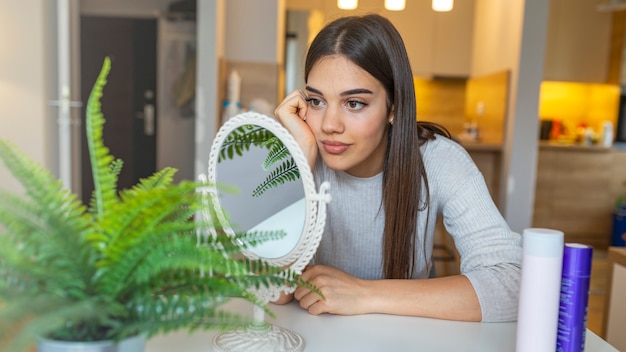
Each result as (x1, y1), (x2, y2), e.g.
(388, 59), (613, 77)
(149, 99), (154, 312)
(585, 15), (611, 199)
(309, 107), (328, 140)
(37, 334), (145, 352)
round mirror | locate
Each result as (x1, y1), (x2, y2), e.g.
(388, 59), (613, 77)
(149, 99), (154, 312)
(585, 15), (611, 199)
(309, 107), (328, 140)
(201, 111), (331, 352)
(205, 112), (330, 271)
(213, 128), (305, 261)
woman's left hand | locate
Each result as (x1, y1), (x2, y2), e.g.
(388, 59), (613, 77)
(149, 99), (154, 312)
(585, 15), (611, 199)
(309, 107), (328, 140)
(294, 265), (370, 316)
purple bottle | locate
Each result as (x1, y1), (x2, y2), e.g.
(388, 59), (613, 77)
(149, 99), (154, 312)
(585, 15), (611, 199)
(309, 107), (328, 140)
(556, 243), (593, 352)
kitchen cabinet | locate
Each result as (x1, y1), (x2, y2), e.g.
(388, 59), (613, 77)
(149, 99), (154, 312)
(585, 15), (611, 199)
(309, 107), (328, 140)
(430, 0), (474, 78)
(390, 0), (474, 78)
(221, 0), (284, 110)
(611, 150), (626, 199)
(290, 0), (475, 79)
(543, 0), (612, 83)
(532, 146), (626, 248)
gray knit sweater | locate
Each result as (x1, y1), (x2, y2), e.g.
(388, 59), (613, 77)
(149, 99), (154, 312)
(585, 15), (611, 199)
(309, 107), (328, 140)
(312, 135), (522, 322)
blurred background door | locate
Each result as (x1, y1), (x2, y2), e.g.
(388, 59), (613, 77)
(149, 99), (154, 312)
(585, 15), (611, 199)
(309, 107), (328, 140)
(80, 16), (157, 203)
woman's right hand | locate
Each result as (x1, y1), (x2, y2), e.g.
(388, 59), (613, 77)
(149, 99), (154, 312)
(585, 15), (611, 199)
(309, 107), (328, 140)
(274, 90), (318, 170)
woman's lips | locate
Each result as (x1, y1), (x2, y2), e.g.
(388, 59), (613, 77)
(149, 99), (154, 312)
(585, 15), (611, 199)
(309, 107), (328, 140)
(321, 140), (350, 154)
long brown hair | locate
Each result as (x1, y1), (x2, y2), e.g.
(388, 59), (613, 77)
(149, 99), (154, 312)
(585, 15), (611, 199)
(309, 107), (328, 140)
(305, 14), (450, 279)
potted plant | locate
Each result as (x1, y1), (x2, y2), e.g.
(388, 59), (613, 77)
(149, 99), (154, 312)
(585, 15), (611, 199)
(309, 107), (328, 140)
(0, 58), (308, 351)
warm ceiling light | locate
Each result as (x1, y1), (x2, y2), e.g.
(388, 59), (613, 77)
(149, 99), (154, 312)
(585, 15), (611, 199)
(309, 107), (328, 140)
(338, 0), (358, 10)
(432, 0), (453, 12)
(385, 0), (405, 11)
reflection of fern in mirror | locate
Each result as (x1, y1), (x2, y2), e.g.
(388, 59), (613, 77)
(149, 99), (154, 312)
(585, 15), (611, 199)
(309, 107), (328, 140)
(218, 124), (300, 197)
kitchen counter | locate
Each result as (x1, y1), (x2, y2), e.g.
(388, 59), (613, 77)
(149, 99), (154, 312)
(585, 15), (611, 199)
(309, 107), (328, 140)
(532, 147), (626, 248)
(460, 140), (502, 152)
(539, 140), (613, 152)
(456, 135), (503, 152)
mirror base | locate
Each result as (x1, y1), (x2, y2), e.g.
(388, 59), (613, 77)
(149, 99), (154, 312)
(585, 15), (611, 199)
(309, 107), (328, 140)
(212, 323), (305, 352)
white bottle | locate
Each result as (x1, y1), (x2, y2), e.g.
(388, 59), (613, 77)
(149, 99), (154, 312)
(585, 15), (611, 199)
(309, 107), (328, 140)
(516, 228), (564, 352)
(602, 121), (614, 148)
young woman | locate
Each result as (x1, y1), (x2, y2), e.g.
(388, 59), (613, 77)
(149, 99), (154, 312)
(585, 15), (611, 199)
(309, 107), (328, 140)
(273, 14), (521, 323)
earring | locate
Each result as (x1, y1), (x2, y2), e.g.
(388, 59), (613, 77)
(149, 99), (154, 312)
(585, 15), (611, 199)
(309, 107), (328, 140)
(389, 118), (394, 125)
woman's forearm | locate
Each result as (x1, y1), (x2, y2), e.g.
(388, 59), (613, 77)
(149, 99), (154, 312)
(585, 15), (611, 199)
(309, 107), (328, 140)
(365, 275), (482, 321)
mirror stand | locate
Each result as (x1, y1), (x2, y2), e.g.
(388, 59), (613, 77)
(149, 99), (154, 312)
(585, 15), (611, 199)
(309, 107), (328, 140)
(212, 297), (305, 352)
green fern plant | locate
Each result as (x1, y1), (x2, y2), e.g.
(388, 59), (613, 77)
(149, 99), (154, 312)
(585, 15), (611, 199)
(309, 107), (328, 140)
(218, 124), (300, 197)
(0, 57), (309, 351)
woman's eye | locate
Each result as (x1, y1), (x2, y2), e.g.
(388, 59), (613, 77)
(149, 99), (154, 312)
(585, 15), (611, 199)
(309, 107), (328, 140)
(347, 100), (366, 110)
(306, 98), (323, 108)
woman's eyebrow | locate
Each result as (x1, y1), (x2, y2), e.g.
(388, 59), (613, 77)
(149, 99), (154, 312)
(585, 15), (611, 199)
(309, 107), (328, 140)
(340, 88), (373, 96)
(305, 86), (322, 95)
(305, 86), (374, 97)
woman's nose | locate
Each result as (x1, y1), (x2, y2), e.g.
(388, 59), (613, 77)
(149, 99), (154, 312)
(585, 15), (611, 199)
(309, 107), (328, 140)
(321, 105), (344, 134)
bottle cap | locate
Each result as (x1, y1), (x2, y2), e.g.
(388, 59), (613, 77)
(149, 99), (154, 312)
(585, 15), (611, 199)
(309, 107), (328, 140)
(562, 243), (593, 277)
(522, 228), (564, 258)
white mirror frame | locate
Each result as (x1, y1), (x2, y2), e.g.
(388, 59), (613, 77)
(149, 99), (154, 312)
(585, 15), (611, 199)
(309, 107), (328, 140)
(199, 112), (331, 352)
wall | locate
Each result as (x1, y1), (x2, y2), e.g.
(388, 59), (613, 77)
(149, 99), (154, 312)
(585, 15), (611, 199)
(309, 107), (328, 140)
(464, 70), (510, 144)
(413, 78), (466, 134)
(195, 0), (224, 178)
(0, 1), (55, 192)
(471, 1), (522, 77)
(224, 0), (285, 64)
(472, 0), (549, 233)
(218, 0), (285, 118)
(157, 19), (197, 182)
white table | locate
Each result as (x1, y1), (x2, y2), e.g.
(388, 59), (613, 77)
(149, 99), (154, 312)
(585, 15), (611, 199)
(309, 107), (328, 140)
(146, 299), (617, 352)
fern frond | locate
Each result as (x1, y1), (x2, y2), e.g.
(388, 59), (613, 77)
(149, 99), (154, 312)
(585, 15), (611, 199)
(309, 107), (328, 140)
(223, 230), (287, 253)
(252, 158), (300, 197)
(0, 240), (87, 302)
(109, 159), (124, 179)
(93, 182), (200, 296)
(130, 167), (177, 192)
(86, 56), (119, 221)
(0, 142), (88, 225)
(0, 143), (95, 294)
(262, 142), (293, 171)
(218, 125), (276, 162)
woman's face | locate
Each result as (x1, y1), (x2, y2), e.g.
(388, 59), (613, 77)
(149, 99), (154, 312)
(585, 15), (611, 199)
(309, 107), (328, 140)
(304, 55), (392, 178)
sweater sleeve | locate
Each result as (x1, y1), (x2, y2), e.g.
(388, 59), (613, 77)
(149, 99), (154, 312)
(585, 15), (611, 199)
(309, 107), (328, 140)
(428, 140), (522, 322)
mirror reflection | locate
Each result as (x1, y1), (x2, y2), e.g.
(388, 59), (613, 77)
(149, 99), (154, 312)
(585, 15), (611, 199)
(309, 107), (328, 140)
(216, 124), (305, 259)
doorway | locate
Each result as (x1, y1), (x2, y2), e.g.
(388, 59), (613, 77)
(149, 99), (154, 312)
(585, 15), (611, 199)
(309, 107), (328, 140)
(80, 16), (157, 203)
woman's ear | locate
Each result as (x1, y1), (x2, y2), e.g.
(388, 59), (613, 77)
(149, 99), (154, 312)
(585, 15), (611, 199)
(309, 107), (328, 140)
(388, 109), (395, 125)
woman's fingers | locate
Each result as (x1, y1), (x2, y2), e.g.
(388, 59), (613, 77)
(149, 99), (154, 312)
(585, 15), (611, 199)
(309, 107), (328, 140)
(275, 89), (308, 123)
(274, 89), (318, 169)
